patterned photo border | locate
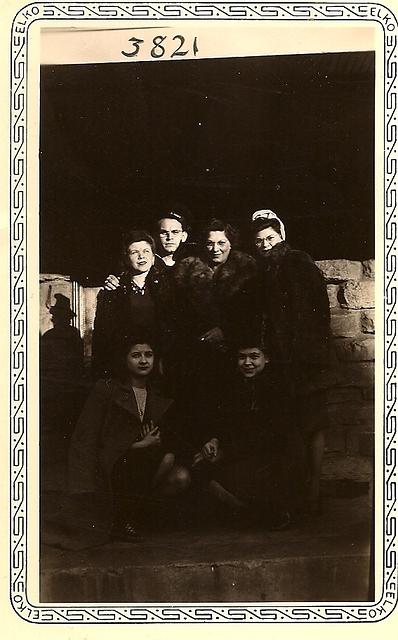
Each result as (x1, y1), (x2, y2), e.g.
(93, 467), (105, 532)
(9, 0), (397, 624)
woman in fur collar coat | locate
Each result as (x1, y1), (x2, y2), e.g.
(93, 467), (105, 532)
(174, 218), (257, 346)
(172, 218), (257, 394)
(248, 210), (331, 514)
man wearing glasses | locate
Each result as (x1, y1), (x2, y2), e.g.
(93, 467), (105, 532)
(156, 212), (188, 268)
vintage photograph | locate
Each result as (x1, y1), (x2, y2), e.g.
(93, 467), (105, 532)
(38, 24), (375, 605)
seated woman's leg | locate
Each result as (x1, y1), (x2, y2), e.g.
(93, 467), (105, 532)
(111, 454), (145, 540)
(152, 452), (175, 489)
(156, 462), (191, 496)
(111, 449), (163, 539)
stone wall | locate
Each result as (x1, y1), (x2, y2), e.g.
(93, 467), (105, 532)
(315, 259), (375, 458)
(40, 259), (375, 459)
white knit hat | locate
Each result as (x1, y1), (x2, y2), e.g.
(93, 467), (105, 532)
(251, 209), (286, 241)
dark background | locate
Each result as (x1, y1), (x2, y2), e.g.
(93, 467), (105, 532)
(40, 51), (374, 284)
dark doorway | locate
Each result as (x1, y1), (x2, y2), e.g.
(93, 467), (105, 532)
(40, 51), (374, 284)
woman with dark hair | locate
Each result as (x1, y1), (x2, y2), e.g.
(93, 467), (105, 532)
(68, 335), (190, 543)
(248, 209), (331, 513)
(92, 230), (174, 379)
(194, 336), (306, 529)
(173, 218), (257, 390)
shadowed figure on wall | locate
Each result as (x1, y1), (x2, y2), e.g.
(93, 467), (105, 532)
(40, 293), (86, 493)
(40, 292), (84, 380)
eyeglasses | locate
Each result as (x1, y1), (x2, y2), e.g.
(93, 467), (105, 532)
(159, 230), (182, 238)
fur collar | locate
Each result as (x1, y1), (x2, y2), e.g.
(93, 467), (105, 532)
(179, 250), (257, 299)
(257, 241), (291, 265)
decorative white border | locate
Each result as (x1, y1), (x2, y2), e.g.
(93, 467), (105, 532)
(10, 0), (397, 624)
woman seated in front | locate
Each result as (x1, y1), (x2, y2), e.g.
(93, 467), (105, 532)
(194, 335), (306, 530)
(68, 334), (190, 543)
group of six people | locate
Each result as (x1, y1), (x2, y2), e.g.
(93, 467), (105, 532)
(68, 208), (330, 543)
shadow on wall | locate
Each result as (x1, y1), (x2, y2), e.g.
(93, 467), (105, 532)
(40, 291), (84, 382)
(40, 289), (88, 492)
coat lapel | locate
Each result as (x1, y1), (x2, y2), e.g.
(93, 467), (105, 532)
(112, 381), (141, 422)
(145, 388), (173, 426)
(111, 381), (173, 426)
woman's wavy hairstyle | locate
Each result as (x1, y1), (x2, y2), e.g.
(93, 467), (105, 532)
(121, 229), (156, 269)
(113, 332), (160, 382)
(250, 217), (282, 237)
(202, 218), (239, 247)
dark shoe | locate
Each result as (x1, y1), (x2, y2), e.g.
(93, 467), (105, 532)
(111, 521), (144, 543)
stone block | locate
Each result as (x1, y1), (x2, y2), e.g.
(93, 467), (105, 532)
(315, 259), (362, 282)
(346, 430), (360, 455)
(334, 337), (375, 362)
(339, 280), (375, 310)
(333, 362), (375, 388)
(325, 428), (347, 453)
(356, 407), (375, 432)
(346, 431), (374, 457)
(361, 309), (375, 334)
(327, 402), (375, 429)
(327, 284), (340, 309)
(322, 452), (373, 482)
(330, 309), (361, 337)
(358, 432), (374, 457)
(327, 387), (363, 404)
(362, 259), (375, 279)
(362, 386), (375, 401)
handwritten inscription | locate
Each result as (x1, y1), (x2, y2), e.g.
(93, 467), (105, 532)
(122, 35), (199, 59)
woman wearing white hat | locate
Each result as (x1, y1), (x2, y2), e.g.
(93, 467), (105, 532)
(249, 209), (331, 515)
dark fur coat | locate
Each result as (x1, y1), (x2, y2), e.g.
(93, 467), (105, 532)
(173, 250), (257, 339)
(197, 366), (306, 512)
(253, 241), (331, 393)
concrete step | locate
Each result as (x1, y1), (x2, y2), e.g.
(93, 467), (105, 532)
(40, 494), (372, 603)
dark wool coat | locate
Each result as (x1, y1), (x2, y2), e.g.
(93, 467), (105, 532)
(254, 241), (331, 393)
(199, 368), (306, 511)
(66, 378), (176, 544)
(173, 250), (258, 340)
(91, 263), (176, 379)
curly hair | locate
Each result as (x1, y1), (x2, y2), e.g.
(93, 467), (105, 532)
(202, 218), (239, 247)
(121, 229), (156, 268)
(113, 332), (159, 381)
(250, 217), (282, 237)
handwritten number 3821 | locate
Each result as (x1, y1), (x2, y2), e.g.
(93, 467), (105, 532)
(122, 35), (199, 59)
